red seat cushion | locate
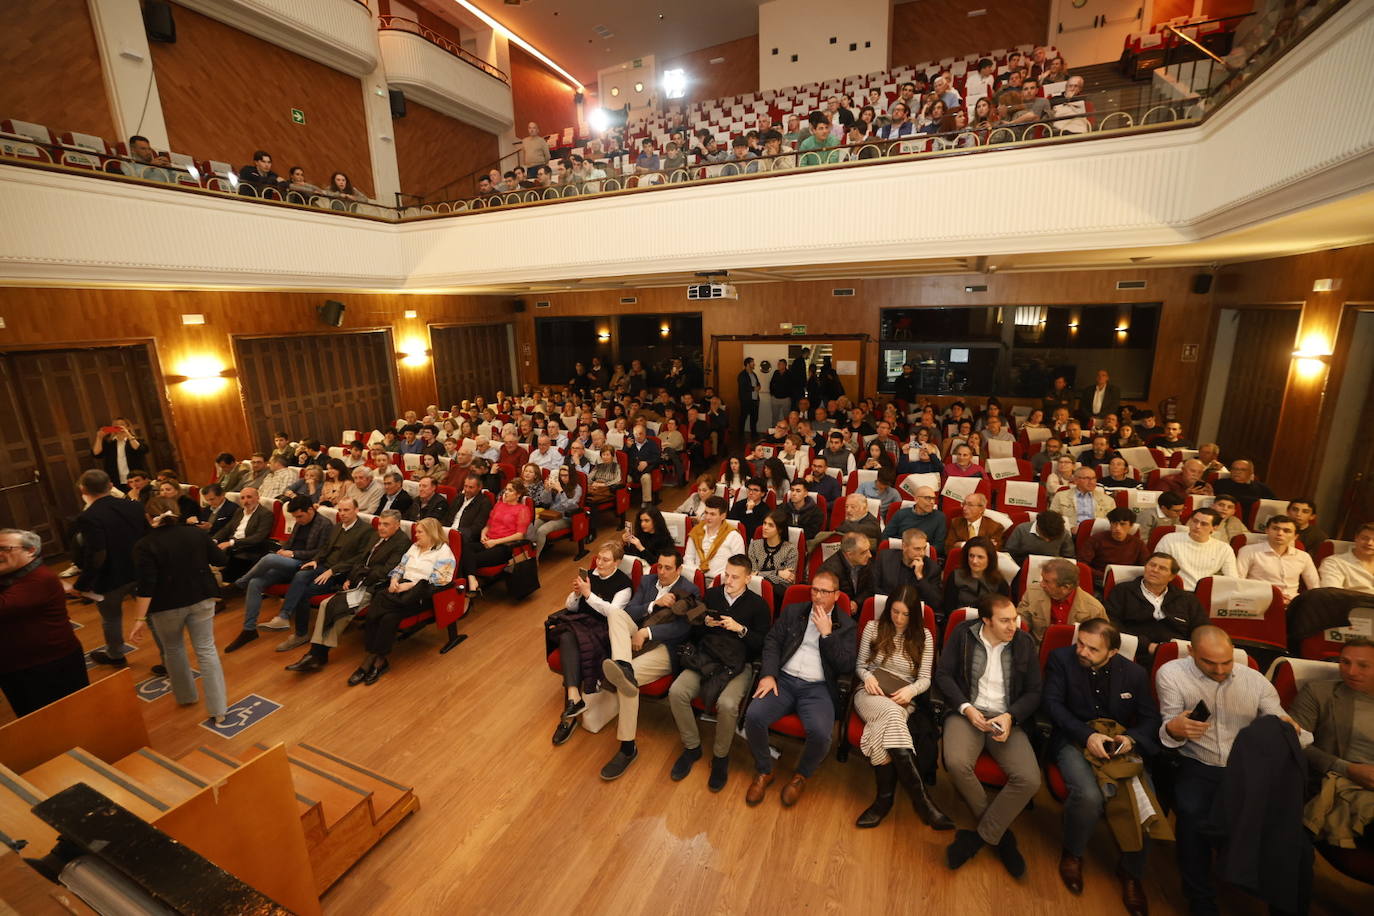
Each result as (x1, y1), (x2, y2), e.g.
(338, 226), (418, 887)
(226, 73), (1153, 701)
(974, 752), (1008, 786)
(769, 713), (807, 739)
(846, 710), (864, 748)
(1046, 762), (1068, 801)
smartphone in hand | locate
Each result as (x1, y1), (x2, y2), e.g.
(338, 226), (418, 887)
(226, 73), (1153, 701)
(1189, 699), (1212, 722)
(988, 720), (1005, 735)
(577, 568), (589, 581)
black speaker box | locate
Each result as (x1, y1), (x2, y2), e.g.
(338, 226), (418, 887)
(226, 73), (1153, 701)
(319, 300), (346, 327)
(1192, 273), (1213, 295)
(389, 90), (406, 119)
(144, 0), (176, 43)
(512, 299), (526, 313)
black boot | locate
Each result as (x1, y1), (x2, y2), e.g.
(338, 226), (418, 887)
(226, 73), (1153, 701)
(855, 762), (896, 828)
(891, 747), (954, 830)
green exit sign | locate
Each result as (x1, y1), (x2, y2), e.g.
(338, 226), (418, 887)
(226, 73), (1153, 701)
(791, 324), (807, 335)
(291, 108), (306, 124)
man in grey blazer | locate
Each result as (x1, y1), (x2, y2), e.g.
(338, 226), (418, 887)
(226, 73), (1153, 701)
(1289, 638), (1374, 842)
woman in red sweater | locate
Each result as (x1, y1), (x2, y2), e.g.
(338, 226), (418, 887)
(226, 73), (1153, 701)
(462, 480), (533, 591)
(0, 528), (88, 717)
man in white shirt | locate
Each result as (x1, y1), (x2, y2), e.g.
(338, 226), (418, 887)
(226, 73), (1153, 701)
(472, 436), (500, 463)
(1319, 522), (1374, 593)
(937, 595), (1041, 876)
(530, 435), (563, 474)
(257, 455), (297, 502)
(684, 498), (745, 582)
(964, 58), (996, 104)
(1157, 509), (1237, 588)
(343, 467), (383, 515)
(1156, 626), (1311, 914)
(1237, 514), (1319, 602)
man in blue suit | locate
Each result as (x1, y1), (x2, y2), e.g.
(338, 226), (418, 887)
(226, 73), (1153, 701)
(1042, 617), (1160, 915)
(625, 424), (661, 507)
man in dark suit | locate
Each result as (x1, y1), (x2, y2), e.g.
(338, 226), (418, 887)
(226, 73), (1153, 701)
(74, 469), (149, 667)
(727, 479), (771, 537)
(1105, 553), (1207, 666)
(625, 424), (661, 506)
(1078, 369), (1121, 422)
(743, 568), (857, 808)
(873, 528), (942, 608)
(448, 474), (492, 537)
(209, 485), (275, 585)
(286, 508), (412, 673)
(787, 348), (810, 412)
(196, 484), (236, 533)
(737, 357), (761, 440)
(262, 497), (378, 651)
(405, 477), (449, 524)
(375, 472), (414, 516)
(818, 531), (875, 611)
(667, 554), (771, 791)
(1042, 618), (1160, 914)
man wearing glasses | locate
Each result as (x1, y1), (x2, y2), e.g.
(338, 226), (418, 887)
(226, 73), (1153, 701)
(743, 569), (856, 808)
(883, 485), (947, 549)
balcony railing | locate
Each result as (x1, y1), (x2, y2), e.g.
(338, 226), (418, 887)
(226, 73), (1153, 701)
(376, 15), (509, 85)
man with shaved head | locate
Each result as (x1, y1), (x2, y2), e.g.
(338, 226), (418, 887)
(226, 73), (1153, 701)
(1156, 626), (1312, 914)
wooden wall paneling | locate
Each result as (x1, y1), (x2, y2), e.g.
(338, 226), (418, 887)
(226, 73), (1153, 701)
(1213, 308), (1300, 481)
(0, 288), (507, 475)
(0, 0), (117, 142)
(661, 36), (760, 106)
(393, 100), (500, 199)
(0, 360), (54, 548)
(234, 330), (397, 450)
(432, 323), (513, 405)
(890, 0), (1052, 69)
(150, 3), (375, 196)
(509, 46), (577, 136)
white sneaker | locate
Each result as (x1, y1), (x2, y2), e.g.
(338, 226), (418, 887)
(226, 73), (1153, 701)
(259, 616), (291, 630)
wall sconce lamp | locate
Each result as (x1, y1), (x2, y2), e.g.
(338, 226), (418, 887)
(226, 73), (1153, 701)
(398, 338), (431, 366)
(598, 330), (611, 342)
(659, 324), (670, 337)
(168, 357), (236, 394)
(1292, 334), (1333, 379)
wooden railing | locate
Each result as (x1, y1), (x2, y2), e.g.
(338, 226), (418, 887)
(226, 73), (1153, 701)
(376, 15), (510, 85)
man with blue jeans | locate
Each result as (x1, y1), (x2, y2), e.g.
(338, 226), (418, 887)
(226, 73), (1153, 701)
(225, 496), (331, 653)
(261, 498), (377, 653)
(743, 569), (856, 808)
(1043, 618), (1159, 915)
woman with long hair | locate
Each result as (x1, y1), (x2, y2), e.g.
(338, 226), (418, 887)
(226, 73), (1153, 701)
(352, 518), (455, 685)
(746, 509), (798, 593)
(320, 459), (350, 506)
(853, 585), (952, 830)
(941, 536), (1010, 617)
(622, 506), (675, 563)
(719, 456), (748, 491)
(533, 465), (583, 558)
(128, 497), (228, 723)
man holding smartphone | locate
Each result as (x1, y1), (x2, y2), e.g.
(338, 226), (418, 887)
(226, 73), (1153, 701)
(936, 594), (1042, 877)
(1042, 619), (1160, 914)
(1156, 626), (1311, 915)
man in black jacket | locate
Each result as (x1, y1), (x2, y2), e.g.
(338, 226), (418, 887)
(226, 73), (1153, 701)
(818, 531), (875, 611)
(737, 357), (761, 440)
(873, 528), (942, 607)
(743, 568), (857, 808)
(783, 482), (824, 543)
(727, 479), (771, 536)
(231, 496), (332, 641)
(286, 509), (411, 672)
(787, 348), (810, 412)
(196, 484), (236, 533)
(74, 469), (149, 667)
(768, 358), (791, 426)
(405, 477), (449, 524)
(449, 475), (492, 538)
(375, 472), (414, 516)
(937, 594), (1043, 877)
(668, 554), (770, 791)
(210, 486), (274, 583)
(263, 498), (377, 650)
(1105, 552), (1207, 666)
(1043, 618), (1160, 913)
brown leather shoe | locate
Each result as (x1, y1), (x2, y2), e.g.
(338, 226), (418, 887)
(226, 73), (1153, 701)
(1058, 851), (1084, 894)
(745, 772), (774, 806)
(780, 773), (807, 807)
(1117, 866), (1149, 916)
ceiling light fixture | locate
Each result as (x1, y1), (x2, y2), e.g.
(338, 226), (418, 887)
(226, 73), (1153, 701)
(443, 0), (585, 90)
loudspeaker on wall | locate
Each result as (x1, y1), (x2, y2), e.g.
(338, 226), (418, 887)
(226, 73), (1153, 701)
(1192, 273), (1214, 295)
(512, 299), (526, 313)
(144, 0), (176, 43)
(389, 90), (406, 119)
(319, 300), (346, 327)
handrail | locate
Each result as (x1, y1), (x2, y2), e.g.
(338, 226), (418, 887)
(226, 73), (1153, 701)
(1162, 25), (1228, 67)
(376, 15), (510, 85)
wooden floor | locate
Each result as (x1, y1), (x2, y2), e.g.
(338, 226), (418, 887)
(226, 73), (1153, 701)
(7, 493), (1370, 915)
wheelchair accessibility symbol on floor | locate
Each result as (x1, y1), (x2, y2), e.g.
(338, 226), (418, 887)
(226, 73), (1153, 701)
(135, 670), (201, 702)
(201, 694), (283, 738)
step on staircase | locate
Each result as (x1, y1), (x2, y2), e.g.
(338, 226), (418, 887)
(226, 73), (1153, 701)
(0, 670), (418, 913)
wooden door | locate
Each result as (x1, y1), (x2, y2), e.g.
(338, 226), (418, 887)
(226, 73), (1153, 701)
(0, 360), (53, 548)
(234, 331), (397, 450)
(1214, 308), (1300, 480)
(431, 324), (514, 405)
(2, 345), (177, 553)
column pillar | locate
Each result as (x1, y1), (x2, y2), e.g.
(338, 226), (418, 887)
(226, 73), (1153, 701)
(361, 8), (402, 204)
(87, 0), (169, 148)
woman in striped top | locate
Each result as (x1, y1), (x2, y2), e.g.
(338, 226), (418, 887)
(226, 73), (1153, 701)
(853, 585), (953, 831)
(746, 509), (797, 594)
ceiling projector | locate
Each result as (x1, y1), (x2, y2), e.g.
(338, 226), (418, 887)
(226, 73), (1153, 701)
(687, 282), (738, 300)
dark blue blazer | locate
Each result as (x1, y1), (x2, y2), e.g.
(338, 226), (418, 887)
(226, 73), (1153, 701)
(1042, 646), (1161, 756)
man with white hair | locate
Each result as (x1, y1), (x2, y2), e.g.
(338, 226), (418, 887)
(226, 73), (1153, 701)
(344, 466), (383, 515)
(946, 492), (1004, 554)
(0, 528), (89, 714)
(1050, 466), (1116, 525)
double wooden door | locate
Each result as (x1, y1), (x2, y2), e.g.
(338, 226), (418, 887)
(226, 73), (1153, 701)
(0, 345), (175, 553)
(432, 324), (514, 405)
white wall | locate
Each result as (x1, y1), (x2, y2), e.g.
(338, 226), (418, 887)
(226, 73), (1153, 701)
(598, 56), (657, 116)
(759, 0), (892, 89)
